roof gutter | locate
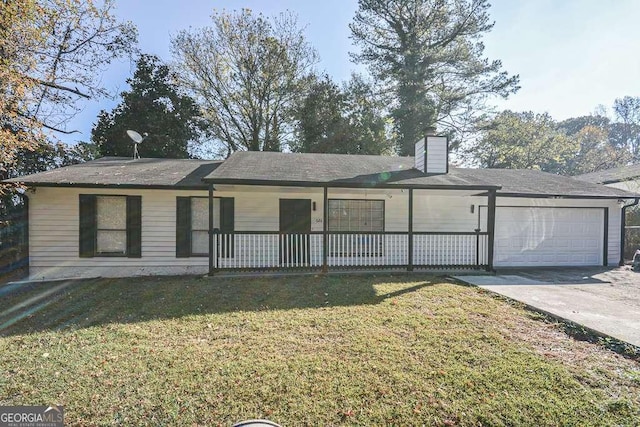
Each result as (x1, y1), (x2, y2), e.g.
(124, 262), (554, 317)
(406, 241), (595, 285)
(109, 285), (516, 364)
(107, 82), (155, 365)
(494, 192), (638, 200)
(620, 198), (640, 266)
(8, 182), (209, 191)
(602, 175), (640, 185)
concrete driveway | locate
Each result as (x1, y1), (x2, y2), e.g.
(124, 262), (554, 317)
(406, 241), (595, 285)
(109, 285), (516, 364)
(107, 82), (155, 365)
(454, 267), (640, 347)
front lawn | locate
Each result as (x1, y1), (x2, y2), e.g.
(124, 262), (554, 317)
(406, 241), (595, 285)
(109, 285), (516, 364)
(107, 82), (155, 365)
(1, 274), (639, 425)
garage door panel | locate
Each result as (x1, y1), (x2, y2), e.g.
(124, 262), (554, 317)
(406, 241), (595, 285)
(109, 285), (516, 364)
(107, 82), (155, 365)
(494, 207), (603, 267)
(572, 223), (589, 234)
(585, 254), (600, 264)
(579, 239), (599, 250)
(554, 254), (570, 263)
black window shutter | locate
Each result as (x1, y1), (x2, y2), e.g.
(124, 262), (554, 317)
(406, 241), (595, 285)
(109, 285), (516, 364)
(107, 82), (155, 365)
(176, 197), (191, 257)
(126, 196), (142, 258)
(220, 197), (234, 258)
(78, 194), (96, 257)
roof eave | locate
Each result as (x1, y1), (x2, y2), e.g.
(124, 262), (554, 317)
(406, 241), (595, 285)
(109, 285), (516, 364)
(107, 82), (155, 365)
(496, 192), (639, 199)
(204, 177), (501, 191)
(11, 182), (208, 191)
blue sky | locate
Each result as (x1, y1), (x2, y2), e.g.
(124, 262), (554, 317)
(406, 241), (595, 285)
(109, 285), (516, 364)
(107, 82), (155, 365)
(61, 0), (640, 145)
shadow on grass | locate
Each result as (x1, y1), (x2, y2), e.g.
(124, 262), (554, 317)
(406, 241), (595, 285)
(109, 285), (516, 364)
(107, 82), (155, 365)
(0, 273), (436, 336)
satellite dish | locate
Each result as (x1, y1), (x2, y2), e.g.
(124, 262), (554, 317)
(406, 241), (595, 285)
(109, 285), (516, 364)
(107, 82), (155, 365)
(126, 130), (148, 159)
(126, 129), (143, 143)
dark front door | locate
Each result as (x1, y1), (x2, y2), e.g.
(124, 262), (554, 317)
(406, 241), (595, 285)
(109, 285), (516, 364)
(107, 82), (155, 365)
(279, 199), (311, 266)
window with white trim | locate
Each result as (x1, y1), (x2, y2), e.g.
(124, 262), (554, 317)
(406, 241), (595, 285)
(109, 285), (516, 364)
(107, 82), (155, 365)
(328, 199), (384, 232)
(328, 199), (384, 256)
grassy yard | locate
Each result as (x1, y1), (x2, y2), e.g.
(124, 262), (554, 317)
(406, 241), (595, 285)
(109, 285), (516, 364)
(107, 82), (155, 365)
(1, 274), (639, 426)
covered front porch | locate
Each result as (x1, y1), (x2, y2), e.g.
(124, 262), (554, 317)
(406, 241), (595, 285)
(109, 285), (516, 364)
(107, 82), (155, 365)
(205, 184), (498, 273)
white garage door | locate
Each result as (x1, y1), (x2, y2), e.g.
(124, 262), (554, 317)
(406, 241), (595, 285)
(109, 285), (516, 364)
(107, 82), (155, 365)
(494, 207), (604, 267)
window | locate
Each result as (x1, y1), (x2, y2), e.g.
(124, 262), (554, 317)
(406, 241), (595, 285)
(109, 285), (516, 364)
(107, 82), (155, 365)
(79, 194), (142, 258)
(176, 196), (234, 257)
(328, 199), (384, 256)
(328, 199), (384, 232)
(191, 197), (218, 255)
(96, 196), (127, 254)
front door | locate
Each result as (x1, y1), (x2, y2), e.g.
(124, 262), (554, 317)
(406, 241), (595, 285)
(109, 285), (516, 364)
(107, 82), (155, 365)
(279, 199), (311, 266)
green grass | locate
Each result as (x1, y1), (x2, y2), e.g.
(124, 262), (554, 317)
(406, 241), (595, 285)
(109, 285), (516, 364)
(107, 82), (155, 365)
(1, 274), (639, 426)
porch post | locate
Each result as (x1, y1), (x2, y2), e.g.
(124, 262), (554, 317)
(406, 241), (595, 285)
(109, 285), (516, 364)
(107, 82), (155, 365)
(603, 207), (609, 267)
(620, 205), (626, 266)
(487, 189), (497, 272)
(620, 199), (639, 266)
(208, 183), (214, 275)
(322, 186), (328, 273)
(407, 188), (413, 271)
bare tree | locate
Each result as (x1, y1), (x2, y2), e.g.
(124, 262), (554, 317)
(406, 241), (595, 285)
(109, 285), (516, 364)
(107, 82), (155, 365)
(0, 0), (137, 181)
(171, 9), (318, 155)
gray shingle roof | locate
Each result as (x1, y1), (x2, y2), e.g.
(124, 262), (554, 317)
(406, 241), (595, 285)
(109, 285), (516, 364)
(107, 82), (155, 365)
(5, 152), (638, 198)
(5, 157), (222, 189)
(467, 168), (637, 198)
(575, 164), (640, 184)
(204, 151), (638, 198)
(204, 151), (496, 189)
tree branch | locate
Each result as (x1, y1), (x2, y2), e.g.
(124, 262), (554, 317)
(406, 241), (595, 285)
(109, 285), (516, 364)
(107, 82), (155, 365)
(15, 111), (81, 134)
(25, 76), (91, 99)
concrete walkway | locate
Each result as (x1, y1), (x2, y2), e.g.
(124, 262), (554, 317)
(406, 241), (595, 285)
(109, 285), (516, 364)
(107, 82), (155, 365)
(454, 267), (640, 348)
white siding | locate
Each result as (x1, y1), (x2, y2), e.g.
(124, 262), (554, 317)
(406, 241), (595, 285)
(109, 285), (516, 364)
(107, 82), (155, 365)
(414, 138), (425, 172)
(226, 186), (409, 232)
(608, 180), (640, 194)
(29, 187), (210, 280)
(607, 181), (639, 263)
(27, 185), (622, 278)
(28, 186), (479, 278)
(425, 136), (447, 174)
(413, 191), (484, 232)
(411, 190), (488, 267)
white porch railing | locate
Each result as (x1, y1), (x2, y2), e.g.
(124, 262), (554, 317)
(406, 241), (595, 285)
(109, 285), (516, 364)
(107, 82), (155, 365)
(214, 232), (323, 269)
(413, 232), (489, 268)
(212, 231), (488, 271)
(328, 233), (408, 268)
